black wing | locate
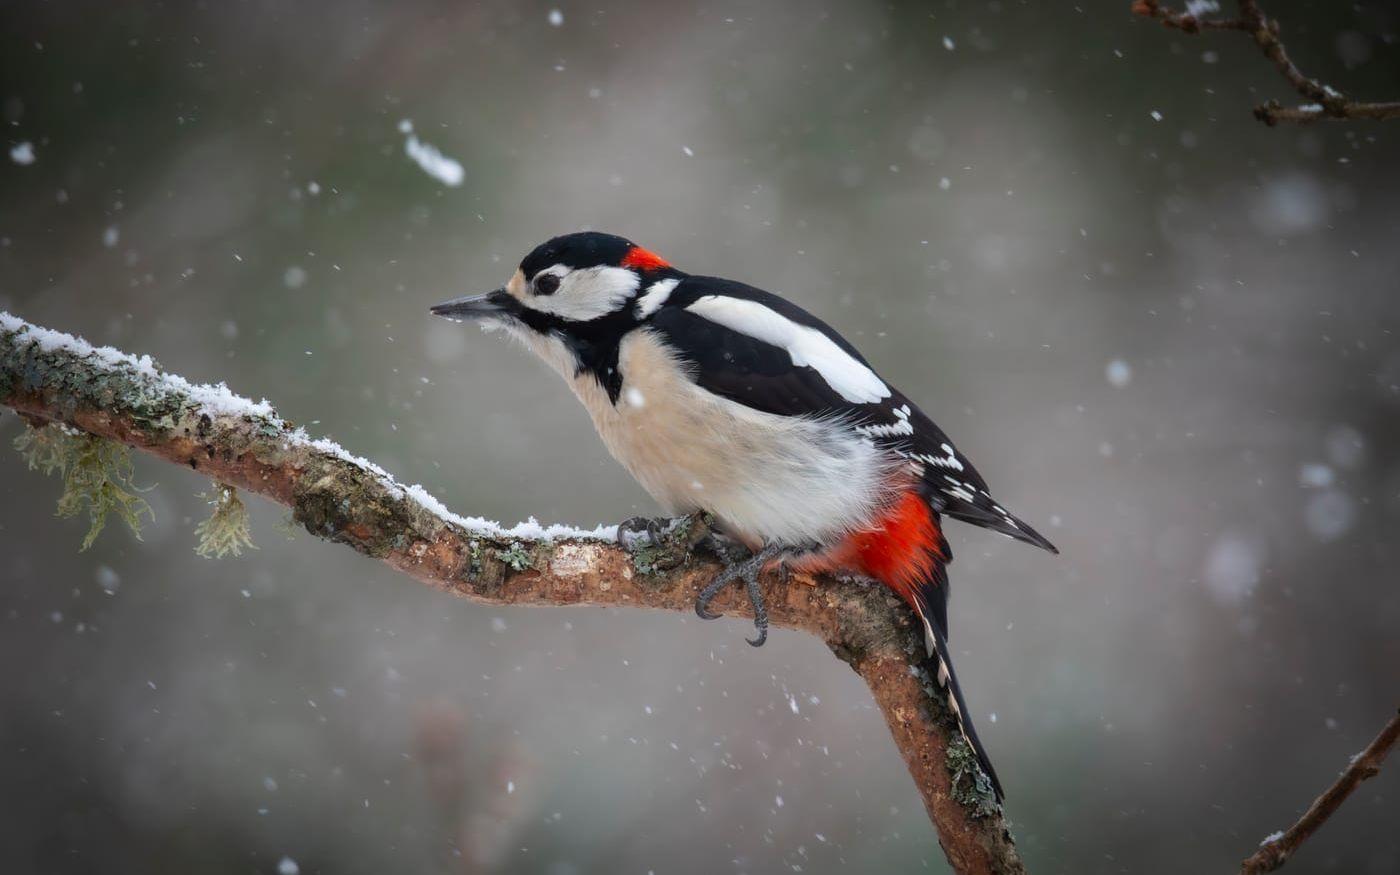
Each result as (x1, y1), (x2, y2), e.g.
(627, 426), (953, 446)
(645, 276), (1057, 554)
(646, 305), (844, 416)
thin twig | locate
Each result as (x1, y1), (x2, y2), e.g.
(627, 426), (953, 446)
(1240, 708), (1400, 874)
(0, 312), (1025, 875)
(1131, 0), (1400, 124)
(1131, 0), (1251, 32)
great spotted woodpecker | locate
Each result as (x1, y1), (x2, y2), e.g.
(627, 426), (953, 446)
(432, 232), (1056, 798)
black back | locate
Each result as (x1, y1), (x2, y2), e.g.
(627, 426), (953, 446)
(639, 274), (1058, 563)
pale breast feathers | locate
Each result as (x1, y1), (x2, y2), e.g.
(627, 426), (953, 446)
(573, 329), (896, 546)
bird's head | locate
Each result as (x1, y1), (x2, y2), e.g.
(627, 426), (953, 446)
(431, 232), (678, 340)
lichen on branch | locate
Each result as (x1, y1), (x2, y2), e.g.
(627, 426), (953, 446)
(14, 422), (154, 550)
(0, 310), (1025, 875)
(194, 481), (257, 558)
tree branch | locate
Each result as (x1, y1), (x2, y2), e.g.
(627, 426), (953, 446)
(0, 312), (1025, 875)
(1240, 708), (1400, 874)
(1131, 0), (1400, 124)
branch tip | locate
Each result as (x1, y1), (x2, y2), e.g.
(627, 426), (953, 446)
(1132, 0), (1399, 124)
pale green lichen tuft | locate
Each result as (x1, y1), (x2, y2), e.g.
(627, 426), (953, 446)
(14, 423), (154, 550)
(493, 541), (532, 571)
(467, 539), (483, 577)
(14, 421), (76, 475)
(194, 481), (257, 558)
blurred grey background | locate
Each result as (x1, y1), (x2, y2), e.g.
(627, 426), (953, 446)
(2, 1), (1398, 873)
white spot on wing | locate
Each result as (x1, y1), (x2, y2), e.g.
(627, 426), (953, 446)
(634, 277), (678, 318)
(914, 443), (964, 472)
(857, 404), (913, 438)
(685, 295), (890, 404)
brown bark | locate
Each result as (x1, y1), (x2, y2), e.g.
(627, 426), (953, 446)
(0, 314), (1025, 875)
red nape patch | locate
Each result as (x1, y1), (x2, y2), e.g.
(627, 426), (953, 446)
(835, 491), (944, 608)
(621, 245), (670, 272)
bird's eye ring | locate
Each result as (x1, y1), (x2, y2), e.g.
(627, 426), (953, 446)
(535, 274), (561, 296)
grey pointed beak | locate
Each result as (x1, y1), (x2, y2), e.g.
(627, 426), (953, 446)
(430, 288), (518, 321)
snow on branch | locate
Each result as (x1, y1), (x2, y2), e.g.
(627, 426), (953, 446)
(0, 311), (1025, 875)
(1132, 0), (1400, 124)
(0, 312), (614, 545)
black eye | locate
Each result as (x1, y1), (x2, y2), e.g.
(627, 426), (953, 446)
(535, 274), (561, 296)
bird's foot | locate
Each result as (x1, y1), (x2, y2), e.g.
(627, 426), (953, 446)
(616, 515), (681, 550)
(618, 514), (716, 576)
(698, 528), (750, 565)
(694, 543), (796, 647)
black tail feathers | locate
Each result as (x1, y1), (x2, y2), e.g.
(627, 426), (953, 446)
(919, 605), (1004, 801)
(942, 499), (1058, 556)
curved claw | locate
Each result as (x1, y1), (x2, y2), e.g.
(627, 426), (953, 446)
(696, 543), (784, 645)
(695, 570), (733, 621)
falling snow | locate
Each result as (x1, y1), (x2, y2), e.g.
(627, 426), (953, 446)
(1203, 534), (1262, 604)
(1105, 358), (1132, 388)
(398, 119), (465, 187)
(95, 565), (121, 594)
(9, 142), (35, 165)
(2, 16), (1395, 872)
(1304, 490), (1356, 541)
(1298, 463), (1333, 488)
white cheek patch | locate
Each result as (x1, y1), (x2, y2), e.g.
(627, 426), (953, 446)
(521, 264), (640, 321)
(685, 295), (891, 404)
(634, 278), (678, 319)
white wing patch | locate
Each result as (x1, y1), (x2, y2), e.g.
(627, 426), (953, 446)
(685, 295), (891, 404)
(911, 442), (964, 472)
(634, 278), (678, 319)
(857, 404), (914, 438)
